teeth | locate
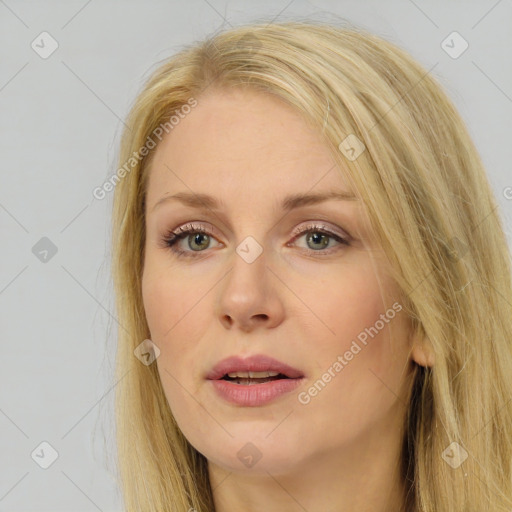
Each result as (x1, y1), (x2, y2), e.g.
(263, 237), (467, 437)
(227, 371), (281, 378)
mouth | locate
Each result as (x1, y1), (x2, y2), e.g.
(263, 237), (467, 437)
(220, 371), (292, 385)
(206, 354), (305, 382)
(206, 355), (305, 406)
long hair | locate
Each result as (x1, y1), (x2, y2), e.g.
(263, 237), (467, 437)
(110, 20), (512, 511)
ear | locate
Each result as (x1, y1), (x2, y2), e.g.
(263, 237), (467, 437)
(411, 336), (435, 367)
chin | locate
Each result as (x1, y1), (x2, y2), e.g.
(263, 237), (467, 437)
(200, 432), (305, 475)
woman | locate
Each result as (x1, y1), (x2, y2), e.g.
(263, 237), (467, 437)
(111, 21), (512, 511)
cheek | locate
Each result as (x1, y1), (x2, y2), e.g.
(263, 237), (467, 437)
(301, 265), (409, 413)
(141, 259), (209, 375)
(328, 272), (406, 378)
(313, 264), (386, 344)
(141, 266), (200, 408)
(142, 269), (171, 338)
(142, 263), (189, 343)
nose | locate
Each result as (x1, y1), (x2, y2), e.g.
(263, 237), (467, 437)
(216, 243), (285, 332)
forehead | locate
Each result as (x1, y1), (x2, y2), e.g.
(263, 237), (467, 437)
(146, 87), (352, 206)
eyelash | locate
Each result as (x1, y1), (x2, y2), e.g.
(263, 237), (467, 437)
(160, 222), (350, 259)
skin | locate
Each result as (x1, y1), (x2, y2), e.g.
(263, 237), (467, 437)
(141, 87), (434, 512)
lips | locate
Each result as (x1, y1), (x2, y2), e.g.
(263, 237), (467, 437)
(206, 354), (304, 381)
(207, 354), (305, 406)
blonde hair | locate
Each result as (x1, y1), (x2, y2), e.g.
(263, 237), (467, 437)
(111, 20), (512, 511)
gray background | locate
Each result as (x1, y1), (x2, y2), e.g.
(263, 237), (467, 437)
(1, 1), (511, 510)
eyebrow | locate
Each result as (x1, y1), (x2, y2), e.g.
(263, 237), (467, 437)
(151, 190), (358, 213)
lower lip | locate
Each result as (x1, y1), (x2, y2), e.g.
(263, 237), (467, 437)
(209, 378), (304, 406)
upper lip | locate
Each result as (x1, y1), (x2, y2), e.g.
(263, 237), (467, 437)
(206, 354), (304, 380)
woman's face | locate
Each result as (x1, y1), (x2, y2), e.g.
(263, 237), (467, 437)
(142, 87), (416, 476)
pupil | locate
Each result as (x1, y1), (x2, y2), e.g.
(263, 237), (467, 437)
(308, 232), (328, 250)
(190, 233), (209, 250)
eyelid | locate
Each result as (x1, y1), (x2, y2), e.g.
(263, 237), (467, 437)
(173, 221), (217, 236)
(167, 220), (350, 244)
(289, 221), (350, 241)
(164, 221), (223, 248)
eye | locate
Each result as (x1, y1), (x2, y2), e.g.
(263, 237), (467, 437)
(160, 222), (221, 258)
(288, 223), (350, 256)
(160, 222), (350, 259)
